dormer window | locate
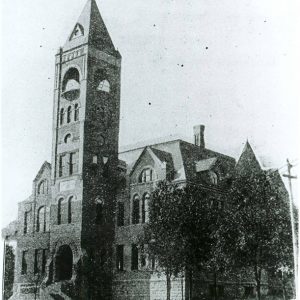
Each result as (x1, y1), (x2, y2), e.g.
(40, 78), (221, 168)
(209, 171), (218, 185)
(139, 168), (155, 183)
(70, 23), (84, 40)
(97, 79), (110, 93)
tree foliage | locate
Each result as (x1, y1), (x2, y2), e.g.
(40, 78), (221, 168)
(218, 171), (293, 299)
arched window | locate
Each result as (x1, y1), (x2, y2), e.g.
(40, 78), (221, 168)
(67, 106), (72, 123)
(62, 68), (80, 101)
(60, 108), (64, 125)
(38, 179), (48, 195)
(209, 171), (218, 185)
(58, 198), (64, 225)
(97, 79), (110, 93)
(64, 133), (72, 144)
(37, 206), (46, 232)
(142, 193), (150, 223)
(74, 104), (79, 121)
(68, 196), (73, 224)
(139, 168), (155, 183)
(132, 195), (140, 224)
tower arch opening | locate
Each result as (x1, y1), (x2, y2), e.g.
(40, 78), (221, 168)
(55, 245), (73, 281)
(62, 68), (80, 100)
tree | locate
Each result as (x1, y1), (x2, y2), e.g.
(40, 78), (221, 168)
(219, 172), (293, 300)
(143, 181), (220, 300)
(143, 181), (186, 300)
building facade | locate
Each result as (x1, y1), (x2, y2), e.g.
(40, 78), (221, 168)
(2, 1), (291, 300)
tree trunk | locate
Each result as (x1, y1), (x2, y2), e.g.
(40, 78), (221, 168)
(166, 273), (171, 300)
(213, 271), (218, 300)
(254, 266), (262, 300)
(188, 269), (193, 300)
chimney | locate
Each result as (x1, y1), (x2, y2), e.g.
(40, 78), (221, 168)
(193, 124), (205, 148)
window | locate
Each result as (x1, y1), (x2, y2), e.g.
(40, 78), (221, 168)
(24, 212), (29, 234)
(92, 155), (98, 164)
(60, 108), (64, 125)
(132, 195), (140, 224)
(59, 154), (66, 177)
(116, 245), (124, 271)
(74, 104), (79, 121)
(140, 245), (146, 268)
(151, 256), (156, 271)
(67, 106), (72, 123)
(37, 206), (46, 232)
(131, 244), (139, 270)
(142, 193), (150, 223)
(139, 168), (154, 183)
(62, 68), (80, 93)
(117, 202), (124, 226)
(97, 79), (110, 93)
(34, 249), (40, 274)
(69, 152), (78, 175)
(38, 179), (48, 195)
(21, 251), (28, 275)
(209, 171), (218, 185)
(42, 249), (48, 274)
(58, 198), (64, 225)
(68, 196), (73, 224)
(64, 133), (72, 144)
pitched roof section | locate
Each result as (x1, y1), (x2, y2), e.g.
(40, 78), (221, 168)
(128, 146), (174, 177)
(235, 141), (262, 175)
(63, 0), (116, 53)
(195, 157), (217, 172)
(33, 161), (51, 182)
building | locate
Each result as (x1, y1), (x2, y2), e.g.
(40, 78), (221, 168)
(2, 1), (292, 299)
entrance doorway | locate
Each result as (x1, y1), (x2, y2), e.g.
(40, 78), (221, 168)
(55, 245), (73, 281)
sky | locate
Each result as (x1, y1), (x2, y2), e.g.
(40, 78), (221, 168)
(1, 0), (300, 227)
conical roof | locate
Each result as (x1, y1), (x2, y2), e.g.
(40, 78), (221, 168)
(63, 0), (115, 53)
(235, 140), (262, 175)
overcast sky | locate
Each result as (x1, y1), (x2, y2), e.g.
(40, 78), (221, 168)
(1, 0), (300, 227)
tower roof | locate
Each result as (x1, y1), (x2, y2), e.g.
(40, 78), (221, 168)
(63, 0), (116, 53)
(235, 140), (262, 175)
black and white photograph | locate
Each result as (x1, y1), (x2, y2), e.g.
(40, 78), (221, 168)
(1, 0), (299, 299)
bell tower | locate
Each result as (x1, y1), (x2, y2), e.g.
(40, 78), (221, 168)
(49, 0), (121, 298)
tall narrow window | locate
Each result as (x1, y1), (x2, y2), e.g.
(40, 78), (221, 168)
(69, 153), (74, 175)
(69, 152), (78, 175)
(37, 206), (46, 232)
(58, 198), (64, 225)
(131, 244), (139, 270)
(67, 106), (72, 123)
(64, 133), (72, 144)
(142, 193), (150, 223)
(34, 249), (40, 274)
(60, 108), (64, 125)
(21, 251), (28, 275)
(74, 104), (79, 121)
(116, 245), (124, 271)
(132, 195), (140, 224)
(42, 249), (48, 274)
(24, 212), (29, 234)
(140, 245), (146, 268)
(68, 196), (73, 224)
(59, 154), (66, 177)
(38, 179), (48, 195)
(117, 202), (124, 226)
